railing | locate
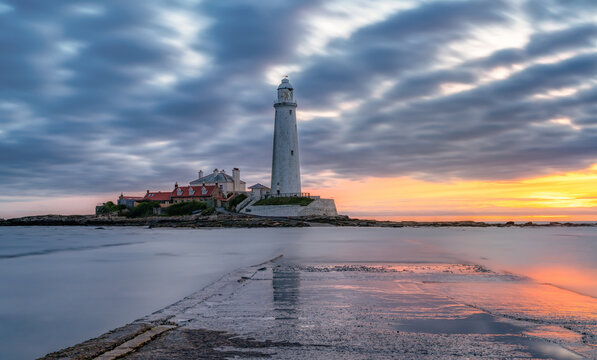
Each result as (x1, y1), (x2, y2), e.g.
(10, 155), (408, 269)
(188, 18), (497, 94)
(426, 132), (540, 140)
(235, 196), (254, 212)
(265, 192), (312, 199)
(273, 98), (297, 105)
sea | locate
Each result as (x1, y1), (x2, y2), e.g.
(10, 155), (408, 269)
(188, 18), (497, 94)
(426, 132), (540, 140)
(0, 226), (595, 359)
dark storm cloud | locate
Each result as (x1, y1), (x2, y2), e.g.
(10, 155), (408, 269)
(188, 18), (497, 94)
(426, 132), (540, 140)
(0, 0), (596, 197)
(200, 1), (317, 69)
(300, 52), (597, 179)
(301, 51), (597, 180)
(297, 0), (509, 107)
(524, 0), (597, 21)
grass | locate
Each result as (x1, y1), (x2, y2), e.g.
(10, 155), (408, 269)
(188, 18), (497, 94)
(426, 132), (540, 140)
(164, 201), (207, 216)
(253, 196), (314, 206)
(227, 193), (247, 210)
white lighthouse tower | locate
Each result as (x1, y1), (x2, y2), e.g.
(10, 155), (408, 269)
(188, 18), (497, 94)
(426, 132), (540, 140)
(271, 77), (301, 195)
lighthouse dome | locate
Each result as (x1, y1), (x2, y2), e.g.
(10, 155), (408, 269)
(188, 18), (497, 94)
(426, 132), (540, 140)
(277, 78), (293, 90)
(276, 77), (295, 103)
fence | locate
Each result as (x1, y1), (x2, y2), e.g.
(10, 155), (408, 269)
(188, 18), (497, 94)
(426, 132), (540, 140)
(264, 192), (313, 199)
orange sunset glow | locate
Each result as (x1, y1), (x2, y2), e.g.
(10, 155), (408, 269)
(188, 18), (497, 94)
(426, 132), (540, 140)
(306, 163), (597, 221)
(2, 164), (596, 221)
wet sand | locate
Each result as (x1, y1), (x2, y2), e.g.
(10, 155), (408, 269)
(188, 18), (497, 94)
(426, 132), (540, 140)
(43, 257), (596, 359)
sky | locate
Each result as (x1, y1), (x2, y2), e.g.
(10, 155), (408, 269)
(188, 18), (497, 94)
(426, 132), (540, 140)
(0, 0), (596, 220)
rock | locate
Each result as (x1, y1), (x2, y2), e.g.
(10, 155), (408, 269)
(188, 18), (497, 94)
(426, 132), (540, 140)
(1, 214), (595, 229)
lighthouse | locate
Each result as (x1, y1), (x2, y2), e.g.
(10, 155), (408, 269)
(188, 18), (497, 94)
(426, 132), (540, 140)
(271, 77), (301, 195)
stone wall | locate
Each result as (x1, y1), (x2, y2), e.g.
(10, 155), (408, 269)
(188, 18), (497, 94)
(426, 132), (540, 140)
(244, 198), (337, 217)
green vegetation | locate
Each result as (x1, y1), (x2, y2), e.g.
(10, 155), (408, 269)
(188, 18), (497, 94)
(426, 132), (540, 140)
(127, 201), (160, 218)
(164, 201), (207, 216)
(253, 196), (314, 206)
(97, 201), (126, 216)
(201, 206), (217, 215)
(227, 193), (247, 211)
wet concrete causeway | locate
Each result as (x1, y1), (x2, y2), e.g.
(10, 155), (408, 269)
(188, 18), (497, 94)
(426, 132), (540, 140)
(43, 258), (597, 359)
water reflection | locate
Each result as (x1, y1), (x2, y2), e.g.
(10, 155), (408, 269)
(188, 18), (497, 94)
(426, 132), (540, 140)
(522, 266), (597, 299)
(272, 266), (300, 320)
(425, 282), (597, 322)
(395, 312), (522, 334)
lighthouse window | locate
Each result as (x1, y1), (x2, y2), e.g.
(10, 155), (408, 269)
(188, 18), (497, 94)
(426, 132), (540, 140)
(289, 110), (292, 115)
(291, 150), (294, 156)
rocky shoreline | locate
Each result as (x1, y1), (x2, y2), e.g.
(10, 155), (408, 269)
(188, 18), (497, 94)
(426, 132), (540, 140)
(0, 214), (308, 228)
(1, 214), (595, 228)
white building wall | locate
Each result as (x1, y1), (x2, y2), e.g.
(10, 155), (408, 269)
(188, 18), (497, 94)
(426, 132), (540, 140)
(250, 188), (268, 199)
(243, 199), (337, 217)
(220, 182), (232, 194)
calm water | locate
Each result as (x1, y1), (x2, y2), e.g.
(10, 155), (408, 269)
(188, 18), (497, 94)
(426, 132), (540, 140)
(0, 226), (595, 359)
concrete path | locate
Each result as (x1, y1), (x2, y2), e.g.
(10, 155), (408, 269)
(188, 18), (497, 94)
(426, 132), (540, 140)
(93, 325), (176, 360)
(43, 257), (597, 359)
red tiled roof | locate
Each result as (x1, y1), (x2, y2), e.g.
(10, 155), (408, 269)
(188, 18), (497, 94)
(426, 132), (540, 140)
(171, 185), (217, 198)
(143, 191), (172, 201)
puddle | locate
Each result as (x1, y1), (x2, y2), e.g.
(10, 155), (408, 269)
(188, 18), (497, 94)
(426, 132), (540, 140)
(395, 312), (521, 334)
(498, 335), (583, 360)
(395, 313), (583, 359)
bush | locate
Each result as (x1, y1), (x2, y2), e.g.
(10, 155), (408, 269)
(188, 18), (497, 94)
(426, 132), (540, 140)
(253, 196), (314, 206)
(201, 206), (216, 216)
(127, 201), (160, 218)
(164, 201), (207, 216)
(227, 193), (247, 211)
(97, 201), (127, 216)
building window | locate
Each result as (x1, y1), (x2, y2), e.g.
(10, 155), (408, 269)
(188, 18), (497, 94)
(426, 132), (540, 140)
(289, 110), (292, 115)
(291, 150), (294, 156)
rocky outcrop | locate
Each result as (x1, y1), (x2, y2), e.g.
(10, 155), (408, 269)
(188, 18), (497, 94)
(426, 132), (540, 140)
(0, 214), (309, 228)
(297, 215), (596, 227)
(148, 214), (309, 228)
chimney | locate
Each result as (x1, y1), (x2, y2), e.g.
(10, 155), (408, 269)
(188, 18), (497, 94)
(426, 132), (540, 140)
(213, 168), (219, 175)
(232, 168), (240, 192)
(146, 190), (149, 194)
(221, 169), (226, 174)
(198, 170), (204, 179)
(174, 182), (178, 188)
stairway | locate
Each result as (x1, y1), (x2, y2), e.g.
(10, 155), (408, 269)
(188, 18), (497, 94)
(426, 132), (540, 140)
(237, 196), (259, 213)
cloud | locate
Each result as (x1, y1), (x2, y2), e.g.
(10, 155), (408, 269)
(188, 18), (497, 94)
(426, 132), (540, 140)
(0, 0), (596, 199)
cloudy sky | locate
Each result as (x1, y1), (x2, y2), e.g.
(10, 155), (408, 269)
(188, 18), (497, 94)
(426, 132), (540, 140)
(1, 0), (596, 219)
